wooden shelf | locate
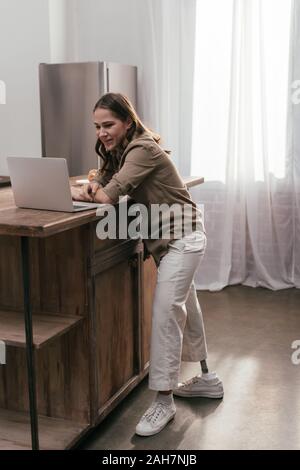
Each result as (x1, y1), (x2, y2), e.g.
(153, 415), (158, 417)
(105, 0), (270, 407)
(0, 310), (83, 349)
(0, 408), (88, 449)
(0, 176), (10, 187)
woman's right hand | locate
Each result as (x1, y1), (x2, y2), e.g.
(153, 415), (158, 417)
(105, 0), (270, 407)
(88, 169), (98, 182)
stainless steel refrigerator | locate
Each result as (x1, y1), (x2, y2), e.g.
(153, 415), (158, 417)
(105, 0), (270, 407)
(39, 62), (137, 176)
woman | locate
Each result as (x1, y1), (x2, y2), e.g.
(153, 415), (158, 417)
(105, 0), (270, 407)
(74, 93), (223, 437)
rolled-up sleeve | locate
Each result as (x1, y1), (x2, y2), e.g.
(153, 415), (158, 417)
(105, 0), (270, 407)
(101, 145), (157, 203)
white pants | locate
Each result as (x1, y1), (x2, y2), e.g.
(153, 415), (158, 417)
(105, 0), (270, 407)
(149, 231), (208, 391)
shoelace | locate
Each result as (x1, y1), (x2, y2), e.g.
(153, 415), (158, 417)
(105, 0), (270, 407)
(143, 403), (168, 424)
(181, 376), (202, 387)
(181, 375), (220, 388)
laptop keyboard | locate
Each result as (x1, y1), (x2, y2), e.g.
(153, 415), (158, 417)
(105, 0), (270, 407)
(73, 204), (92, 209)
(73, 201), (106, 210)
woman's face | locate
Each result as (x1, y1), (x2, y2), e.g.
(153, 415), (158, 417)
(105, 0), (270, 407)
(94, 108), (131, 151)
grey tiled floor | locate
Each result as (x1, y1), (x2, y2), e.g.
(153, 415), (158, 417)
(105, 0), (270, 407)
(79, 286), (300, 450)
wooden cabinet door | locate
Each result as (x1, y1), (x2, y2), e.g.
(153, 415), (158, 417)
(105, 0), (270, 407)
(141, 256), (157, 370)
(94, 254), (140, 409)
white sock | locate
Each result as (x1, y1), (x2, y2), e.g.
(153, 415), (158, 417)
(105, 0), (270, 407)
(156, 392), (174, 406)
(202, 371), (217, 380)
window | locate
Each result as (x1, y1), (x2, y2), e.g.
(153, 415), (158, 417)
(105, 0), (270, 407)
(191, 0), (292, 182)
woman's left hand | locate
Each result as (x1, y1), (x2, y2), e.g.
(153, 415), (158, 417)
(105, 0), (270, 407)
(71, 185), (93, 202)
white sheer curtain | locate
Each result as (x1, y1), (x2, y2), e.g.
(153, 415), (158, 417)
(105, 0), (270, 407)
(191, 0), (300, 290)
(288, 0), (300, 286)
(139, 0), (196, 175)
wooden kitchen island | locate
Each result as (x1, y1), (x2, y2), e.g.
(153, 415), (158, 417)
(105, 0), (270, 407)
(0, 176), (203, 450)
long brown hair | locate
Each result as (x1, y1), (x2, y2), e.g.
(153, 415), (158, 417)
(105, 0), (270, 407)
(93, 93), (160, 173)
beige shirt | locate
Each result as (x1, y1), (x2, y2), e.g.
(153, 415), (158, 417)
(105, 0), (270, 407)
(93, 133), (205, 266)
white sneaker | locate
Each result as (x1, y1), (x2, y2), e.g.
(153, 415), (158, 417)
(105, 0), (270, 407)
(173, 372), (224, 398)
(135, 401), (176, 436)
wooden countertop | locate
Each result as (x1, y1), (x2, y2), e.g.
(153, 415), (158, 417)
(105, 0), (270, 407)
(0, 175), (204, 238)
(182, 176), (204, 188)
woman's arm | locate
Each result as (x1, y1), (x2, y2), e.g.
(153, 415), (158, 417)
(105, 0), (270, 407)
(93, 187), (114, 204)
(71, 184), (114, 204)
(100, 145), (157, 203)
(74, 157), (116, 202)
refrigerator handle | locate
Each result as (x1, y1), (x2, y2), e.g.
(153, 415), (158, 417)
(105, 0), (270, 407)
(106, 65), (110, 92)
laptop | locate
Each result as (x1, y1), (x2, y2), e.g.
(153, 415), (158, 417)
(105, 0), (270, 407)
(7, 157), (103, 212)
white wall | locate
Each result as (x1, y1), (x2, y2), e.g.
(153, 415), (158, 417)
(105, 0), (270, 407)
(0, 0), (196, 176)
(0, 0), (50, 174)
(62, 0), (150, 123)
(0, 0), (147, 175)
(63, 0), (196, 173)
(63, 0), (140, 64)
